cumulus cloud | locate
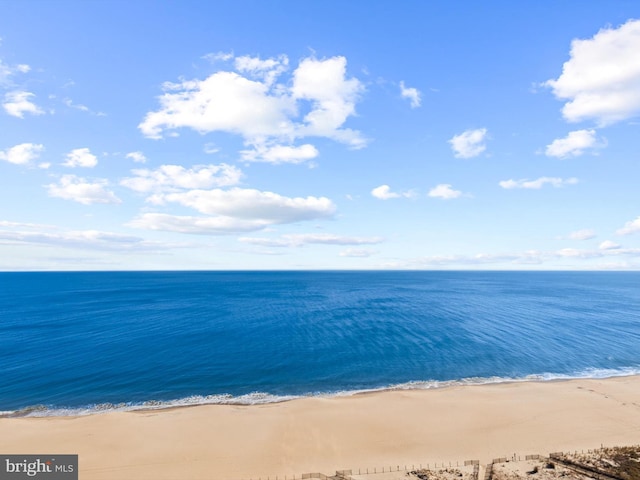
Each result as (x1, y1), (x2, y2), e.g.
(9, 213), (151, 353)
(154, 188), (335, 223)
(291, 56), (365, 147)
(568, 229), (596, 241)
(371, 185), (398, 200)
(544, 19), (640, 125)
(0, 143), (44, 165)
(617, 216), (640, 235)
(46, 175), (121, 205)
(129, 188), (336, 235)
(127, 213), (272, 234)
(240, 143), (319, 164)
(3, 91), (44, 118)
(234, 54), (289, 86)
(599, 240), (621, 250)
(545, 129), (605, 158)
(239, 233), (384, 248)
(428, 184), (463, 199)
(371, 184), (416, 200)
(499, 177), (579, 189)
(399, 81), (421, 108)
(139, 54), (366, 164)
(121, 164), (242, 193)
(126, 151), (147, 163)
(448, 128), (488, 158)
(63, 148), (98, 168)
(139, 70), (295, 140)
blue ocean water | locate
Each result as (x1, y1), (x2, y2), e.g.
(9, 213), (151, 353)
(1, 271), (639, 416)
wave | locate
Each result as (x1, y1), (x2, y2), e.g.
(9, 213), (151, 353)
(3, 366), (640, 418)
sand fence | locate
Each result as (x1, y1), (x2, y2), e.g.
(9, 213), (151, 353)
(244, 446), (640, 480)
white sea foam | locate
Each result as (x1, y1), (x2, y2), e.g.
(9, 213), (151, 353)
(5, 366), (639, 418)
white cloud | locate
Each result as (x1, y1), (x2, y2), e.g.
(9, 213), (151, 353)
(371, 185), (398, 200)
(617, 216), (640, 235)
(599, 240), (621, 250)
(63, 148), (98, 168)
(544, 19), (640, 125)
(545, 129), (604, 158)
(371, 184), (416, 200)
(46, 175), (121, 205)
(121, 164), (242, 193)
(203, 143), (219, 154)
(0, 59), (31, 85)
(234, 54), (289, 86)
(202, 51), (234, 63)
(127, 213), (271, 234)
(139, 55), (366, 158)
(126, 151), (147, 163)
(428, 184), (463, 199)
(393, 253), (525, 268)
(0, 143), (44, 165)
(448, 128), (488, 158)
(3, 91), (44, 118)
(568, 229), (596, 240)
(239, 233), (384, 248)
(339, 248), (378, 258)
(240, 143), (319, 164)
(63, 98), (89, 112)
(399, 81), (421, 108)
(292, 56), (366, 148)
(139, 71), (296, 140)
(155, 188), (335, 224)
(554, 247), (602, 259)
(392, 245), (640, 269)
(499, 177), (579, 189)
(0, 223), (179, 251)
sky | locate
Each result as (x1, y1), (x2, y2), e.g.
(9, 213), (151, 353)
(1, 1), (640, 271)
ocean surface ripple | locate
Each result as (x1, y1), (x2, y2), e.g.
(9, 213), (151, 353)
(1, 271), (639, 416)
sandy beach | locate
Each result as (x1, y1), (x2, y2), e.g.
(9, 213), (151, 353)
(1, 376), (640, 480)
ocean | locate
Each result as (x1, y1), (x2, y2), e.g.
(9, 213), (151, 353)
(1, 271), (639, 416)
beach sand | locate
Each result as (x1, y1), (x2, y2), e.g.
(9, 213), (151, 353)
(1, 376), (640, 480)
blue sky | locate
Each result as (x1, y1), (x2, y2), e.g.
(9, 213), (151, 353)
(1, 1), (640, 270)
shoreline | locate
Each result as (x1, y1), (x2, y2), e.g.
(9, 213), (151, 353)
(4, 369), (640, 418)
(2, 376), (640, 479)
